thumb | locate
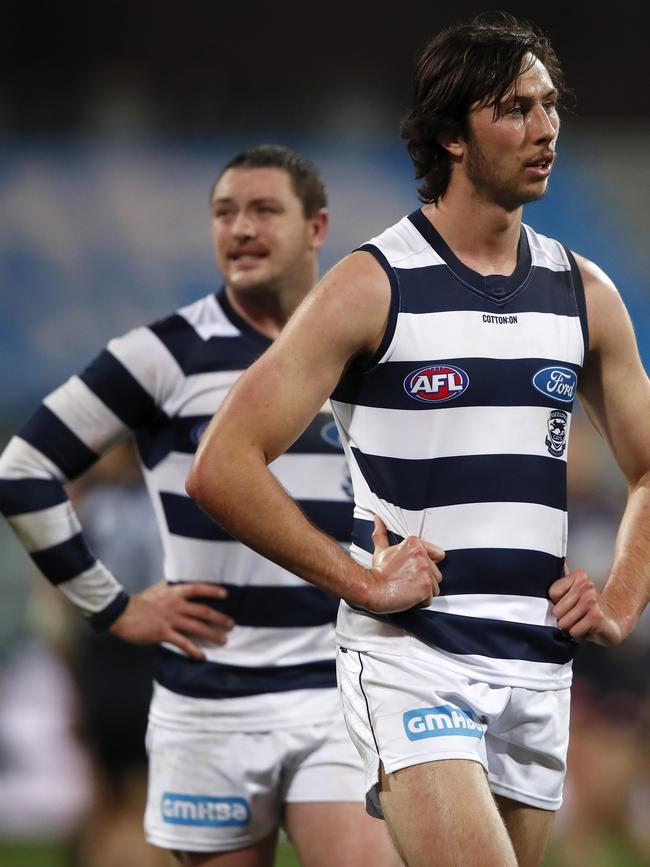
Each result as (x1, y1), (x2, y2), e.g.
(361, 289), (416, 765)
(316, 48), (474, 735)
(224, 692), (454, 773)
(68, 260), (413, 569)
(372, 515), (390, 553)
(563, 560), (570, 577)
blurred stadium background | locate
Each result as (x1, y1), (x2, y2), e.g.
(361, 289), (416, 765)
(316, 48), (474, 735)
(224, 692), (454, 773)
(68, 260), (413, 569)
(1, 2), (649, 865)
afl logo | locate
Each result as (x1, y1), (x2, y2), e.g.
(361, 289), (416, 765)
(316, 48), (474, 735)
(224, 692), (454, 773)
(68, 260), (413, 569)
(532, 366), (577, 403)
(404, 364), (469, 403)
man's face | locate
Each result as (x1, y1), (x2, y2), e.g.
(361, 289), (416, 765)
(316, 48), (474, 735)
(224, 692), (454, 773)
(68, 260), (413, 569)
(463, 54), (560, 210)
(210, 167), (322, 292)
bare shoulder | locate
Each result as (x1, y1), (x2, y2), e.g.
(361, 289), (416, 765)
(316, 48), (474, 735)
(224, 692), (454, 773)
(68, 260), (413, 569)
(573, 251), (630, 352)
(287, 248), (393, 356)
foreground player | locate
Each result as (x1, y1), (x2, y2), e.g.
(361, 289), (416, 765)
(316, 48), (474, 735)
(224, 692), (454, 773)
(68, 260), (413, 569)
(187, 17), (650, 867)
(0, 146), (400, 866)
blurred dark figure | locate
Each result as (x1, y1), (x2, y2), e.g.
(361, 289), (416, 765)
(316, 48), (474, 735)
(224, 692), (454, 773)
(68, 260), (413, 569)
(549, 413), (650, 866)
(68, 440), (167, 867)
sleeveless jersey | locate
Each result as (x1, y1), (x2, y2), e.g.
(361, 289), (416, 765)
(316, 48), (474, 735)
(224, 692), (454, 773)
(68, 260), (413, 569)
(0, 289), (353, 729)
(331, 210), (588, 691)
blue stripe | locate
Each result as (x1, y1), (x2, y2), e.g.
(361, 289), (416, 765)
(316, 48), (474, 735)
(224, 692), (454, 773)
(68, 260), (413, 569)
(287, 414), (345, 455)
(162, 492), (352, 543)
(135, 416), (195, 470)
(19, 406), (98, 479)
(31, 532), (97, 585)
(0, 478), (67, 517)
(153, 647), (337, 698)
(161, 491), (232, 540)
(385, 608), (576, 664)
(351, 451), (567, 512)
(169, 581), (338, 627)
(79, 349), (157, 429)
(352, 519), (563, 598)
(88, 590), (130, 631)
(355, 244), (401, 373)
(135, 412), (345, 471)
(408, 209), (532, 302)
(394, 265), (577, 316)
(302, 499), (353, 543)
(149, 314), (264, 375)
(564, 246), (589, 354)
(332, 357), (580, 411)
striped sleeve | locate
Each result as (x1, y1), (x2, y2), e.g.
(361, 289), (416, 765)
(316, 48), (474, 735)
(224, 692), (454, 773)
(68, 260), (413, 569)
(0, 324), (180, 628)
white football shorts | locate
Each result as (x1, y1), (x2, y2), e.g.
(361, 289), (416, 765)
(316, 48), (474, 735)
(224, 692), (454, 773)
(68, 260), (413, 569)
(144, 691), (365, 853)
(336, 645), (570, 816)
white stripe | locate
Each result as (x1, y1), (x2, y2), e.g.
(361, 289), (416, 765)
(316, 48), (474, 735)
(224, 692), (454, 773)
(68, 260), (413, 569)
(163, 622), (335, 668)
(351, 501), (566, 558)
(390, 310), (584, 364)
(146, 450), (351, 502)
(9, 500), (81, 552)
(332, 402), (571, 462)
(143, 452), (193, 495)
(108, 326), (183, 405)
(270, 453), (351, 500)
(58, 561), (125, 615)
(369, 217), (446, 270)
(524, 225), (571, 272)
(336, 602), (572, 690)
(162, 534), (311, 587)
(179, 293), (241, 340)
(163, 370), (243, 417)
(44, 376), (126, 453)
(425, 594), (557, 627)
(0, 436), (66, 483)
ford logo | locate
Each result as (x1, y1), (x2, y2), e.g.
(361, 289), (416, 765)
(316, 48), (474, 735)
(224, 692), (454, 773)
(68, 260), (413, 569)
(532, 366), (577, 403)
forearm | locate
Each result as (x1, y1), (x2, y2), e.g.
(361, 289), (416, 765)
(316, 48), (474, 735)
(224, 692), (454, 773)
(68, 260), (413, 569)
(187, 445), (372, 606)
(0, 434), (129, 626)
(602, 472), (650, 637)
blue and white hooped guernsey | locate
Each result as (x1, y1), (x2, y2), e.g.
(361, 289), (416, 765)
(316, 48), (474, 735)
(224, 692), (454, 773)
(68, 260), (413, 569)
(331, 210), (589, 691)
(0, 289), (353, 730)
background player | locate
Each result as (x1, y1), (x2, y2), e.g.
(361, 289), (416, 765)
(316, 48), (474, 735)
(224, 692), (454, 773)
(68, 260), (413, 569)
(186, 16), (650, 867)
(0, 145), (401, 866)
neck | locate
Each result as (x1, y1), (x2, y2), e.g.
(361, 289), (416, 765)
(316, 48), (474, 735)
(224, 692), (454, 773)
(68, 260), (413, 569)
(225, 258), (317, 339)
(423, 182), (523, 276)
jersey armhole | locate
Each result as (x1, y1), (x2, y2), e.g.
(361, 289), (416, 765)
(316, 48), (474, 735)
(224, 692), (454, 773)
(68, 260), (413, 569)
(353, 244), (401, 374)
(563, 245), (590, 359)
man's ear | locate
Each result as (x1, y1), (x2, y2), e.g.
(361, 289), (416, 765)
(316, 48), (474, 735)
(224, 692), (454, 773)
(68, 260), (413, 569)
(309, 208), (329, 251)
(437, 131), (465, 160)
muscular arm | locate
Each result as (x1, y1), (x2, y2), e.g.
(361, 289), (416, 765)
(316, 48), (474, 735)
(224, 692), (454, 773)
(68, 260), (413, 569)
(550, 255), (650, 643)
(187, 252), (444, 613)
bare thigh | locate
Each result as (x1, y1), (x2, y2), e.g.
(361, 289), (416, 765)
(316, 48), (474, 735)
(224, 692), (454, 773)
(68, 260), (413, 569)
(171, 829), (277, 867)
(378, 760), (518, 867)
(495, 795), (555, 867)
(284, 801), (403, 867)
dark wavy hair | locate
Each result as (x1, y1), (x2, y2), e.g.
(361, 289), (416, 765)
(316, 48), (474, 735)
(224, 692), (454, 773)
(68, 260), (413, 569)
(212, 144), (327, 217)
(401, 11), (570, 204)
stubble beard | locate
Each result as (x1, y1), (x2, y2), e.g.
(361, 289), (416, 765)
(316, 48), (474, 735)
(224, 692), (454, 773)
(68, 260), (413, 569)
(465, 140), (547, 211)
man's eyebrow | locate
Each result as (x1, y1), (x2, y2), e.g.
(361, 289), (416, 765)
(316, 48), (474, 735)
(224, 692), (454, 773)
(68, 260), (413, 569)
(504, 87), (559, 104)
(211, 196), (282, 206)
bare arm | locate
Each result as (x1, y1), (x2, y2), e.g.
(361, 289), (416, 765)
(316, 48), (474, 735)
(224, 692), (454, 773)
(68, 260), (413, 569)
(550, 255), (650, 644)
(187, 252), (444, 613)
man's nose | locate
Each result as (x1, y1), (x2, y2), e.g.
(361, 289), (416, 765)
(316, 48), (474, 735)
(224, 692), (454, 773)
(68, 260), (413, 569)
(231, 211), (256, 238)
(530, 104), (557, 144)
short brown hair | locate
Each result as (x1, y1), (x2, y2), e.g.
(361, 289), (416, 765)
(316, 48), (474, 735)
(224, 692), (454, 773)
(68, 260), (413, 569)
(213, 144), (327, 217)
(401, 11), (569, 204)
